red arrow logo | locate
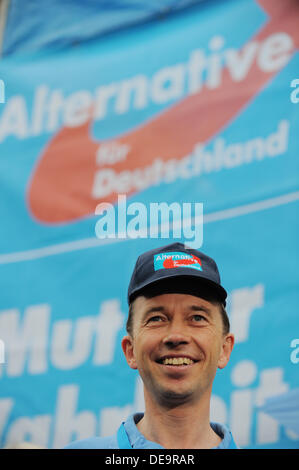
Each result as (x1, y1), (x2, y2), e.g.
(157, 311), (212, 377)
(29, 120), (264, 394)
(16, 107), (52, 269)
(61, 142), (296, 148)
(27, 0), (299, 224)
(163, 255), (202, 269)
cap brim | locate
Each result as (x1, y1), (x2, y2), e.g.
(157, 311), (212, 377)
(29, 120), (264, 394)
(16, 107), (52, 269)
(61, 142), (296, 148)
(128, 273), (227, 306)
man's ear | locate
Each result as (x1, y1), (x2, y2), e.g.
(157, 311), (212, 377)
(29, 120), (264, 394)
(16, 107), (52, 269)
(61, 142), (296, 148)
(121, 335), (138, 370)
(217, 333), (235, 369)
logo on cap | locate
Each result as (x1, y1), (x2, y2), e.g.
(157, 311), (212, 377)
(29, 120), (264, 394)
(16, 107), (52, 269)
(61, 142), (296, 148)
(154, 252), (202, 272)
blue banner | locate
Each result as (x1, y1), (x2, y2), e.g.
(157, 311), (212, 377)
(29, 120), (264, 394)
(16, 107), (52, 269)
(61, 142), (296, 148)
(0, 0), (298, 449)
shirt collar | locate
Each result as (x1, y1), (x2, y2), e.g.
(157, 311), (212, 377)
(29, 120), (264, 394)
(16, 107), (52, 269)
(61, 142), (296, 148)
(123, 413), (234, 449)
(210, 421), (234, 449)
(124, 413), (164, 449)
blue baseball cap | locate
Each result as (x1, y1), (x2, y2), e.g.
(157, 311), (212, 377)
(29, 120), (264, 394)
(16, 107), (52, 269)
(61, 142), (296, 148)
(127, 242), (227, 306)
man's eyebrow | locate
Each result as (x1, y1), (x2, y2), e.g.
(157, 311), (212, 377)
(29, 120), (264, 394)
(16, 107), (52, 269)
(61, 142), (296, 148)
(141, 306), (166, 320)
(141, 304), (212, 320)
(189, 305), (212, 316)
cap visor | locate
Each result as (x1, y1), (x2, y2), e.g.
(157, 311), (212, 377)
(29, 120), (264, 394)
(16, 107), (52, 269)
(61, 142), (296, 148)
(129, 273), (227, 305)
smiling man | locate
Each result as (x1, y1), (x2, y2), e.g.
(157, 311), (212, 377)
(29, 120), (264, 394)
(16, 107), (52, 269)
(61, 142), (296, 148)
(65, 242), (237, 449)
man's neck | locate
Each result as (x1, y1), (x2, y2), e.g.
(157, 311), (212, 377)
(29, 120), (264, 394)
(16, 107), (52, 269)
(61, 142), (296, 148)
(136, 393), (223, 449)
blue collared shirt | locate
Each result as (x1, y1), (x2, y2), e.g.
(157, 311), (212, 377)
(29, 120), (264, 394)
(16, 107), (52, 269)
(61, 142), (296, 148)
(64, 412), (238, 449)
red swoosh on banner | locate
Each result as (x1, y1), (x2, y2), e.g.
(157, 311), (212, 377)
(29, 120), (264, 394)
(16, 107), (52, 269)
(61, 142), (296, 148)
(27, 0), (299, 224)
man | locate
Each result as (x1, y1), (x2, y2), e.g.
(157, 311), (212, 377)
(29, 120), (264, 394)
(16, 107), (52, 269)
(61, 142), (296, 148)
(65, 242), (237, 449)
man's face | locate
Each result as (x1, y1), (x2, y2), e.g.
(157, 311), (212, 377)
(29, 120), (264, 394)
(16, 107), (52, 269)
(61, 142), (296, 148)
(121, 293), (234, 407)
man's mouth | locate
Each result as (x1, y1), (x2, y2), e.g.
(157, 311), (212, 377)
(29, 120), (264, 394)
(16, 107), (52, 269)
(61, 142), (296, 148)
(156, 356), (198, 366)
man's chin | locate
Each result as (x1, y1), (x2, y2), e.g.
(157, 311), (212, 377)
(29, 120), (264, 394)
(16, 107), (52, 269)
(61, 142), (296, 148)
(156, 387), (194, 407)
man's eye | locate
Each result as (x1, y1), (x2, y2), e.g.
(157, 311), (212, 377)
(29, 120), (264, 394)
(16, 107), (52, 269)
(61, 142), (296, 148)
(192, 314), (206, 322)
(148, 316), (163, 322)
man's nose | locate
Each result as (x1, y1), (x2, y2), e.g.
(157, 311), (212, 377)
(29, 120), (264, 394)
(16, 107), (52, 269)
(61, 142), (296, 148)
(162, 328), (190, 347)
(162, 316), (191, 347)
(163, 334), (189, 348)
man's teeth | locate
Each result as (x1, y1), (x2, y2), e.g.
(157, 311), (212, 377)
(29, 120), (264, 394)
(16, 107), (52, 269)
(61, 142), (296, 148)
(162, 357), (194, 365)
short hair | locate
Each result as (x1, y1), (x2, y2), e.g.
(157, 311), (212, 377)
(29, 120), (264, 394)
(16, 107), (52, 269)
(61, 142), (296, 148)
(126, 294), (230, 338)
